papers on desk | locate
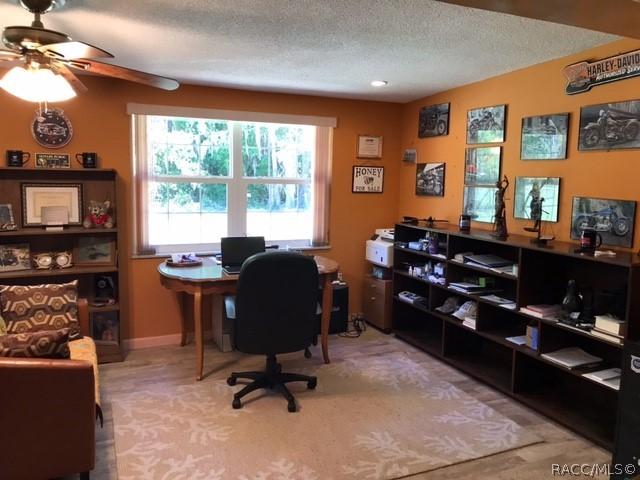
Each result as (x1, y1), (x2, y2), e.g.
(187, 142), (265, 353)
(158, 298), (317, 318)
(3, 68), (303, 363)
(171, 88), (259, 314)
(505, 335), (528, 346)
(541, 347), (602, 369)
(583, 368), (622, 391)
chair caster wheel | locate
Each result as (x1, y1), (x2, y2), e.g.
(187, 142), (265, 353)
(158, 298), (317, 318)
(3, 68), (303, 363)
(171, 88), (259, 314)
(232, 397), (242, 409)
(304, 348), (312, 359)
(227, 376), (237, 386)
(307, 378), (317, 389)
(287, 401), (296, 413)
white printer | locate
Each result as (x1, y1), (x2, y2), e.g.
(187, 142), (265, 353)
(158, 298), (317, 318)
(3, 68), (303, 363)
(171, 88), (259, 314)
(366, 228), (394, 267)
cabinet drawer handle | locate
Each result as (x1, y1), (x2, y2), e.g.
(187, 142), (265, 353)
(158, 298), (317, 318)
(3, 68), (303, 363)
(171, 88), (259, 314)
(371, 297), (376, 301)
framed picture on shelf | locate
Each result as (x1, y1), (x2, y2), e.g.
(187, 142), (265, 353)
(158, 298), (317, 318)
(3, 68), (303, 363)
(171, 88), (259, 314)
(0, 204), (17, 230)
(514, 177), (561, 222)
(418, 102), (450, 138)
(21, 183), (83, 227)
(0, 243), (31, 272)
(579, 100), (640, 151)
(90, 311), (119, 345)
(357, 135), (383, 159)
(35, 153), (71, 169)
(464, 147), (501, 185)
(463, 186), (496, 223)
(415, 163), (445, 196)
(352, 166), (384, 193)
(521, 113), (569, 160)
(466, 105), (506, 144)
(74, 236), (116, 266)
(571, 197), (636, 247)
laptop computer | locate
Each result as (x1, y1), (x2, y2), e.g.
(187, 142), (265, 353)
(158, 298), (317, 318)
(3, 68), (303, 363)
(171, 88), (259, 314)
(221, 236), (266, 274)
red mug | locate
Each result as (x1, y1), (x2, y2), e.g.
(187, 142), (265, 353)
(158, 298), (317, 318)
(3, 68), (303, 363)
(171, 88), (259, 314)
(580, 228), (602, 251)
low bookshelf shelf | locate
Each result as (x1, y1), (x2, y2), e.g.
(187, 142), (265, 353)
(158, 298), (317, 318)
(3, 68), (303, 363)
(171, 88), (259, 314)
(392, 222), (640, 450)
(0, 167), (123, 363)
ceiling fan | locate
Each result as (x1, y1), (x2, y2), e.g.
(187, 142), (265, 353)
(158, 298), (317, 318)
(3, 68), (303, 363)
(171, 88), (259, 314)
(0, 0), (179, 102)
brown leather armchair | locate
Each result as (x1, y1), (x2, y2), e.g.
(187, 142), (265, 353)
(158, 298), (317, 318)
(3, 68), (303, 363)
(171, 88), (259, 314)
(0, 299), (96, 480)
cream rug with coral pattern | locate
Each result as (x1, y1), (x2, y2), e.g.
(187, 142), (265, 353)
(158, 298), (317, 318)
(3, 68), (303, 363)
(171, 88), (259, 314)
(112, 337), (540, 479)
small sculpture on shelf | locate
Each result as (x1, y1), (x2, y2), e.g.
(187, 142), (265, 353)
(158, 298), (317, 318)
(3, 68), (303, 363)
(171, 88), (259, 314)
(491, 175), (509, 239)
(83, 200), (114, 229)
(523, 179), (555, 245)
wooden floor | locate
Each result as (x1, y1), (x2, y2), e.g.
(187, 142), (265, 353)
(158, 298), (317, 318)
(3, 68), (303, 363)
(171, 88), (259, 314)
(89, 328), (611, 480)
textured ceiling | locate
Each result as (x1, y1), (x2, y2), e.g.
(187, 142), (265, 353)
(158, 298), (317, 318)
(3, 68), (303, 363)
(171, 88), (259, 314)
(0, 0), (617, 102)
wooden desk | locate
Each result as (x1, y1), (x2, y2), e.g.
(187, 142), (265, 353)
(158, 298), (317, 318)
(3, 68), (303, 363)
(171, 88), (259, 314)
(158, 255), (339, 380)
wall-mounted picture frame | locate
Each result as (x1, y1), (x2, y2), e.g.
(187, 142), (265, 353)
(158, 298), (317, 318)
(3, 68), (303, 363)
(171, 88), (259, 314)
(0, 204), (17, 231)
(571, 196), (636, 248)
(578, 100), (640, 151)
(35, 153), (71, 169)
(464, 147), (501, 185)
(467, 105), (506, 144)
(463, 186), (497, 223)
(357, 135), (383, 159)
(514, 177), (561, 223)
(418, 102), (450, 138)
(352, 166), (384, 193)
(0, 243), (31, 272)
(521, 113), (569, 160)
(21, 183), (83, 227)
(416, 163), (445, 196)
(74, 237), (116, 266)
(403, 149), (417, 163)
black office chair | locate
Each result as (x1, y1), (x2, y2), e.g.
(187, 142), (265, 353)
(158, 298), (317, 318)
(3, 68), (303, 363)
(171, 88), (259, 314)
(226, 251), (319, 412)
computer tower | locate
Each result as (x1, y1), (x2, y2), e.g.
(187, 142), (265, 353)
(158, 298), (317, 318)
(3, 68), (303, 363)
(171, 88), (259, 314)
(611, 340), (640, 479)
(316, 283), (348, 334)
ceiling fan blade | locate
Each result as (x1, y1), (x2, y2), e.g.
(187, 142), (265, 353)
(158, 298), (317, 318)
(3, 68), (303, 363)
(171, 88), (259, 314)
(54, 63), (88, 94)
(67, 59), (179, 91)
(0, 50), (22, 61)
(38, 41), (114, 60)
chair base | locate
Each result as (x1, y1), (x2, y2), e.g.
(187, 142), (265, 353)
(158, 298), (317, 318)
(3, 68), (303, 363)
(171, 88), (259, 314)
(227, 354), (317, 412)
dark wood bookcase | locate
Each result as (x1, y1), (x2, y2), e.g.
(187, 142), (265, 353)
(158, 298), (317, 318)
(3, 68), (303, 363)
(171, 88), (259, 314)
(0, 167), (123, 363)
(392, 222), (640, 450)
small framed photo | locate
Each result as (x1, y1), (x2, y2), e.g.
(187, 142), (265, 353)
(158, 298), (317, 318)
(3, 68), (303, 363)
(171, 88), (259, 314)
(74, 237), (116, 266)
(403, 149), (417, 163)
(463, 186), (497, 223)
(352, 166), (384, 193)
(21, 183), (83, 227)
(514, 177), (561, 222)
(571, 197), (636, 247)
(416, 163), (445, 196)
(90, 311), (119, 344)
(35, 153), (71, 169)
(0, 243), (31, 272)
(418, 103), (450, 138)
(357, 135), (383, 159)
(0, 204), (17, 230)
(464, 147), (501, 185)
(467, 105), (506, 144)
(521, 113), (569, 160)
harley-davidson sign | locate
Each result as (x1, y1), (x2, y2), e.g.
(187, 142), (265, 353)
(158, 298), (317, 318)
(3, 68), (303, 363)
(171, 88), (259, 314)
(563, 49), (640, 95)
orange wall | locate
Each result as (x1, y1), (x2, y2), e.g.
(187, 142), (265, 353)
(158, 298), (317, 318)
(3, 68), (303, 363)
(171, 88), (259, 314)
(398, 38), (640, 249)
(0, 81), (401, 340)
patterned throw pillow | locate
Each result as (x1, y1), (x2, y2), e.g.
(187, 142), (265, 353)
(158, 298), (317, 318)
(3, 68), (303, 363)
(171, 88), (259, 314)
(0, 313), (6, 336)
(0, 281), (81, 340)
(0, 328), (71, 358)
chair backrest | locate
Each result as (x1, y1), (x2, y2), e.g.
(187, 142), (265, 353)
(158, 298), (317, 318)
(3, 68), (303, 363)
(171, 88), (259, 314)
(234, 251), (319, 355)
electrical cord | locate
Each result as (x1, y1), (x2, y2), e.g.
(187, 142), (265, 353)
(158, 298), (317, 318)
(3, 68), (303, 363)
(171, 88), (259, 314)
(338, 314), (367, 338)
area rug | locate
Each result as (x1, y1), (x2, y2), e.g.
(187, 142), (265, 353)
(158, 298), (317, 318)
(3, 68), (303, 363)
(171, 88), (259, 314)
(112, 349), (540, 479)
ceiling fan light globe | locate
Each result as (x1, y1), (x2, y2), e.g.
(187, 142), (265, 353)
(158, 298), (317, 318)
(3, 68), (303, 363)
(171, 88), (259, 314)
(0, 65), (76, 102)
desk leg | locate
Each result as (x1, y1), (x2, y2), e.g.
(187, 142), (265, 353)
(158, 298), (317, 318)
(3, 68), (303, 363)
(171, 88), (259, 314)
(194, 288), (204, 381)
(177, 292), (188, 347)
(320, 275), (334, 364)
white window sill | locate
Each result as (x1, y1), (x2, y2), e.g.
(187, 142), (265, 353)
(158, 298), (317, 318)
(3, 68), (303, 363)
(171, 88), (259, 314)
(131, 244), (332, 260)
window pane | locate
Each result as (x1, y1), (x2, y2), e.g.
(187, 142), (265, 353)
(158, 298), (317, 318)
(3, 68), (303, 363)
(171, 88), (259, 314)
(246, 183), (312, 242)
(241, 123), (314, 179)
(148, 116), (230, 177)
(148, 182), (228, 246)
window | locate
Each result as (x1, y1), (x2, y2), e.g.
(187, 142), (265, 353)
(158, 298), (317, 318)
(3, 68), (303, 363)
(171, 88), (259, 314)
(130, 105), (334, 255)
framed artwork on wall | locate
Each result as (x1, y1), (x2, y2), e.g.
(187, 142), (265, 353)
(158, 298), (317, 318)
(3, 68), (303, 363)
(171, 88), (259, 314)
(415, 163), (445, 196)
(466, 105), (506, 144)
(464, 147), (501, 186)
(352, 166), (384, 193)
(463, 186), (496, 223)
(357, 135), (383, 158)
(571, 196), (636, 248)
(514, 177), (560, 223)
(521, 113), (569, 160)
(418, 103), (450, 138)
(578, 100), (640, 151)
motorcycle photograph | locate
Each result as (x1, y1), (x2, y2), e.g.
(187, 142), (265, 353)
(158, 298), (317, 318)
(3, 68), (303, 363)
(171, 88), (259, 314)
(580, 108), (640, 149)
(572, 205), (632, 238)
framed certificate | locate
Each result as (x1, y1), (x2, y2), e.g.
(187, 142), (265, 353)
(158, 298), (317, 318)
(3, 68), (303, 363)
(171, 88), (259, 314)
(357, 135), (383, 159)
(21, 183), (83, 227)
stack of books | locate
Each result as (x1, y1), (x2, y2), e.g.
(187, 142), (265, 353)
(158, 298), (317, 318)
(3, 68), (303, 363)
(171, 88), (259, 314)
(583, 368), (622, 390)
(541, 347), (603, 369)
(519, 304), (563, 320)
(462, 316), (476, 330)
(448, 281), (501, 295)
(590, 314), (626, 345)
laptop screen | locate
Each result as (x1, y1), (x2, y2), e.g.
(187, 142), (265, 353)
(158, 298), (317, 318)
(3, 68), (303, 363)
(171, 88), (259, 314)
(221, 236), (265, 267)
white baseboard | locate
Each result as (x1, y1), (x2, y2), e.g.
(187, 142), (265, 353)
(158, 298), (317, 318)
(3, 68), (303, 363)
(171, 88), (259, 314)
(123, 331), (213, 351)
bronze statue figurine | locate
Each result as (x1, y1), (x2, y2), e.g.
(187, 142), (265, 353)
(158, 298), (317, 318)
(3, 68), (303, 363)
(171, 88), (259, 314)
(492, 175), (509, 239)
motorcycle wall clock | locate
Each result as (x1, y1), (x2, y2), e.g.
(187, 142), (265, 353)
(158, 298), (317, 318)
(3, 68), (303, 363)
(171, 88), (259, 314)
(578, 100), (640, 151)
(570, 196), (636, 248)
(563, 49), (640, 95)
(31, 108), (73, 149)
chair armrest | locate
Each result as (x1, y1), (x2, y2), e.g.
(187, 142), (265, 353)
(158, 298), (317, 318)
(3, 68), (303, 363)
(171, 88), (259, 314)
(0, 358), (95, 479)
(78, 297), (90, 336)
